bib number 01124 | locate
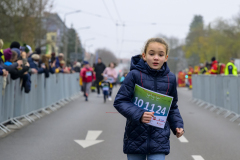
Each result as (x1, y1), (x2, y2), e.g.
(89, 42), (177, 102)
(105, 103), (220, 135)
(134, 97), (166, 115)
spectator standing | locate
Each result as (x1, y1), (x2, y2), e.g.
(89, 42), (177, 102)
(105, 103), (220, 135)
(73, 62), (81, 72)
(0, 39), (5, 63)
(3, 49), (30, 80)
(29, 54), (44, 74)
(41, 54), (55, 78)
(55, 53), (64, 68)
(94, 58), (106, 97)
(199, 63), (208, 74)
(225, 58), (238, 76)
(120, 72), (128, 84)
(10, 41), (21, 59)
(209, 57), (218, 74)
(28, 47), (41, 63)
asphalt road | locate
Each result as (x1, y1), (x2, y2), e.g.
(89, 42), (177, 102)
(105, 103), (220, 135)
(0, 86), (240, 160)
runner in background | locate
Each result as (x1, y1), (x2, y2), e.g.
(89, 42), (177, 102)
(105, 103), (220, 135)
(94, 57), (106, 97)
(99, 76), (111, 103)
(102, 62), (117, 101)
(80, 61), (96, 101)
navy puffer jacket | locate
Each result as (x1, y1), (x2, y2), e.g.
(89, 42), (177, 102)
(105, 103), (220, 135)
(114, 55), (184, 155)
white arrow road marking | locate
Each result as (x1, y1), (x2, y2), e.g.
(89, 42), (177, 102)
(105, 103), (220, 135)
(75, 130), (104, 148)
(192, 155), (205, 160)
(178, 135), (189, 143)
(85, 130), (102, 140)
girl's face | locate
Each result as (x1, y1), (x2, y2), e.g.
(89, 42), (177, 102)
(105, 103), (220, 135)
(142, 42), (168, 70)
(110, 63), (114, 68)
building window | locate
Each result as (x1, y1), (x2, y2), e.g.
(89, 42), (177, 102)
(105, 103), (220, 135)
(52, 45), (55, 52)
(52, 36), (55, 41)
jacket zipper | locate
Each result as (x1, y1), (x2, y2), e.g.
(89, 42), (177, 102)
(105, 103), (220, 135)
(148, 76), (157, 154)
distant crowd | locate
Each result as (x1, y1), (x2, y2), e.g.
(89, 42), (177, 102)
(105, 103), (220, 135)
(0, 39), (81, 93)
(178, 56), (238, 88)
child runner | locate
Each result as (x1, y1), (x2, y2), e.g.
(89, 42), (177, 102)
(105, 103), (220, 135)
(80, 61), (95, 101)
(113, 38), (184, 160)
(99, 76), (112, 103)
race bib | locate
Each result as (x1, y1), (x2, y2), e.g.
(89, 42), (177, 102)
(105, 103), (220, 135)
(86, 71), (92, 76)
(133, 84), (173, 128)
(107, 77), (114, 83)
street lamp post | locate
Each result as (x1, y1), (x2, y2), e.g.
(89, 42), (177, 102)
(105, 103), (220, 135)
(83, 38), (95, 60)
(75, 26), (91, 61)
(63, 10), (81, 62)
(86, 44), (94, 66)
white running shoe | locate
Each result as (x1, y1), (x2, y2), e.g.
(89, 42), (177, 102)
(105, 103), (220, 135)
(108, 97), (112, 101)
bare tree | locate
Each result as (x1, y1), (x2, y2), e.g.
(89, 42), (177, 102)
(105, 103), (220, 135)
(156, 34), (186, 74)
(0, 0), (54, 48)
(94, 48), (118, 66)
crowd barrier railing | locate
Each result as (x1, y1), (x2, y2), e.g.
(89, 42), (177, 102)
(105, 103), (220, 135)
(192, 74), (240, 122)
(0, 73), (80, 133)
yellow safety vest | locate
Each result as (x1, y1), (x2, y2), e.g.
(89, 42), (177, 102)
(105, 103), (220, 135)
(0, 49), (5, 62)
(225, 62), (238, 76)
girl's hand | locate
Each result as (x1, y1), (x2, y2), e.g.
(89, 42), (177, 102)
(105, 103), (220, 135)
(176, 128), (184, 138)
(141, 112), (154, 123)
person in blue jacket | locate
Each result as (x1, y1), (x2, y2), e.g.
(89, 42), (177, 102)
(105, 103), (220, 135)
(29, 54), (44, 74)
(113, 38), (184, 160)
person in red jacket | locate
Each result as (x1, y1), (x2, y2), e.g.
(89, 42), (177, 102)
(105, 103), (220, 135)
(210, 57), (218, 74)
(80, 61), (96, 101)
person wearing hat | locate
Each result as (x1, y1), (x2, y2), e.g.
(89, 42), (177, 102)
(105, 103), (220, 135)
(73, 62), (81, 72)
(55, 53), (64, 68)
(29, 54), (44, 74)
(225, 58), (238, 76)
(209, 57), (218, 75)
(28, 47), (41, 64)
(10, 41), (21, 59)
(2, 49), (30, 80)
(80, 61), (96, 101)
(1, 48), (24, 74)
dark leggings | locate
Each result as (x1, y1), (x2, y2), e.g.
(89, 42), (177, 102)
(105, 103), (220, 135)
(96, 82), (101, 94)
(109, 83), (116, 97)
(109, 88), (112, 97)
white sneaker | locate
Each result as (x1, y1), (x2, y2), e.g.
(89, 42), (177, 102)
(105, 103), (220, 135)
(97, 94), (101, 98)
(108, 97), (112, 101)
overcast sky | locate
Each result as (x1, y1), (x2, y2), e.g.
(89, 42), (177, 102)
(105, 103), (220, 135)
(52, 0), (240, 59)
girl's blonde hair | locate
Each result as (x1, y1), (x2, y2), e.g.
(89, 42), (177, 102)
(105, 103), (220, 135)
(143, 38), (169, 55)
(0, 39), (4, 49)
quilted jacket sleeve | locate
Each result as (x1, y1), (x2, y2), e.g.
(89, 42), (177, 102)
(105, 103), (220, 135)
(167, 75), (184, 135)
(114, 71), (145, 125)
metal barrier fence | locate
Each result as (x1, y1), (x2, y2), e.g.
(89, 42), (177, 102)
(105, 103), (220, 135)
(0, 73), (80, 132)
(192, 75), (240, 122)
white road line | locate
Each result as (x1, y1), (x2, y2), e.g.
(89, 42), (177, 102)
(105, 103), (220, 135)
(178, 135), (189, 143)
(192, 155), (205, 160)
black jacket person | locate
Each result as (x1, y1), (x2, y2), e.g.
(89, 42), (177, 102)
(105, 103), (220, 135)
(94, 58), (106, 95)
